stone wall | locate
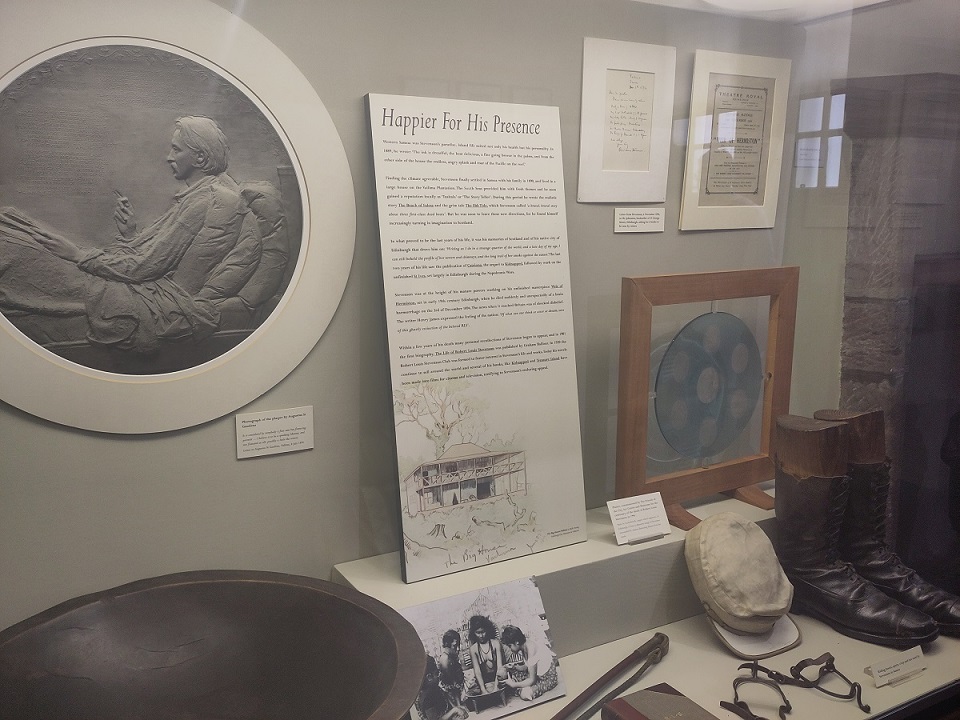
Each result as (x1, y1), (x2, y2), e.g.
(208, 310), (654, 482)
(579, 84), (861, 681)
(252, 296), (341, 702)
(840, 73), (960, 581)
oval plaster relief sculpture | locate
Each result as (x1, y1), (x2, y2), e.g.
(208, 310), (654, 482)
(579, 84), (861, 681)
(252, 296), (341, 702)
(0, 0), (355, 433)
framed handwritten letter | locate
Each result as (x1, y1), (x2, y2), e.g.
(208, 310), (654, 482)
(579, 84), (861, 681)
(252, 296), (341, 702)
(577, 38), (676, 203)
(679, 50), (791, 230)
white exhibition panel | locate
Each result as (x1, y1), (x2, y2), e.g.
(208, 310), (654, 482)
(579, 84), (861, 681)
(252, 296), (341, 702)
(368, 93), (588, 582)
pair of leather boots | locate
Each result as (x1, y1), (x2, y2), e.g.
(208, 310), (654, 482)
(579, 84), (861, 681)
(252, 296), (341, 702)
(774, 409), (960, 648)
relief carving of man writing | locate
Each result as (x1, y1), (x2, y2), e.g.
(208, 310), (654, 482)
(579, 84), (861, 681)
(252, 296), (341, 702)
(2, 115), (271, 355)
(0, 45), (300, 375)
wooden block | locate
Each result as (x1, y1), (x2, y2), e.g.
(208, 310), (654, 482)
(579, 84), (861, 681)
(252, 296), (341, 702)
(723, 484), (775, 511)
(665, 503), (701, 531)
(775, 414), (848, 478)
(813, 408), (886, 464)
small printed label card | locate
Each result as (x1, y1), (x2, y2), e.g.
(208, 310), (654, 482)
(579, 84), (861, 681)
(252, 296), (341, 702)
(607, 492), (671, 545)
(614, 207), (665, 233)
(865, 645), (926, 687)
(236, 406), (314, 460)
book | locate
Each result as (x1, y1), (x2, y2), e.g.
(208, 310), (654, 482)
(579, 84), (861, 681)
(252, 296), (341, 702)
(601, 683), (719, 720)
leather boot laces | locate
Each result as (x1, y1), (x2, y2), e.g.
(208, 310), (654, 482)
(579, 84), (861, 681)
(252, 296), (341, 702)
(867, 471), (893, 547)
(826, 478), (862, 578)
(863, 471), (915, 575)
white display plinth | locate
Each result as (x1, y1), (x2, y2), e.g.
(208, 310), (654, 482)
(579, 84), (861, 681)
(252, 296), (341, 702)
(333, 493), (775, 656)
(499, 614), (960, 720)
(333, 490), (960, 719)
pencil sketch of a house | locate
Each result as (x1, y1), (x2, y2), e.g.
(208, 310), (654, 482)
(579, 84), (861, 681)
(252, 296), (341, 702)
(403, 443), (526, 516)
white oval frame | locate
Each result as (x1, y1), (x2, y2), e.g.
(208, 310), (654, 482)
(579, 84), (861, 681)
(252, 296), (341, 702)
(0, 0), (355, 433)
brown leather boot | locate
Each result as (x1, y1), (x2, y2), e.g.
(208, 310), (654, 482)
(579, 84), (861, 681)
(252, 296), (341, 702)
(816, 409), (960, 636)
(774, 415), (939, 647)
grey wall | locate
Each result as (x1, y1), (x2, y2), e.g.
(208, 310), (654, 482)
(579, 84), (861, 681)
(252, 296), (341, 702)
(3, 0), (906, 631)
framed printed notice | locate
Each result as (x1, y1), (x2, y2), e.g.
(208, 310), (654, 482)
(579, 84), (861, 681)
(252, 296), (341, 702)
(367, 93), (587, 582)
(577, 38), (676, 203)
(679, 50), (791, 230)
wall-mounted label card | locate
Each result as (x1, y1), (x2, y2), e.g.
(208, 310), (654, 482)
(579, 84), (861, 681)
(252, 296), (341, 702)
(607, 492), (670, 544)
(865, 645), (926, 687)
(236, 406), (314, 459)
(614, 207), (665, 233)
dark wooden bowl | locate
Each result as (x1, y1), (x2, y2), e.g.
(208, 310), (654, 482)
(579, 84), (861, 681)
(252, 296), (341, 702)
(0, 570), (425, 720)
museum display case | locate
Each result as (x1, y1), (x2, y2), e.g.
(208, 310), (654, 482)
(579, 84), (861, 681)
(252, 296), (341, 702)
(1, 0), (958, 717)
(334, 496), (960, 719)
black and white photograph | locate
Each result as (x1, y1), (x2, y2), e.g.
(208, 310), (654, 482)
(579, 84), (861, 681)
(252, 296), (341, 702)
(0, 42), (303, 375)
(399, 577), (565, 720)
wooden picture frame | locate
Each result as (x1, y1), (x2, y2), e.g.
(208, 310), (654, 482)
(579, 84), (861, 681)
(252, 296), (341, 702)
(615, 266), (799, 529)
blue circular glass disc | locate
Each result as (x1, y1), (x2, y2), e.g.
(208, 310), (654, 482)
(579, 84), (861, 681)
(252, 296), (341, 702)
(653, 311), (762, 460)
